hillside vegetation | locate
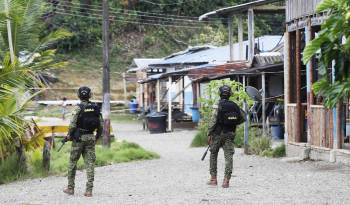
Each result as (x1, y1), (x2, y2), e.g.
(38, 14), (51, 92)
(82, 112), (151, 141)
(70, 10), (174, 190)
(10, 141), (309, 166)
(44, 0), (284, 100)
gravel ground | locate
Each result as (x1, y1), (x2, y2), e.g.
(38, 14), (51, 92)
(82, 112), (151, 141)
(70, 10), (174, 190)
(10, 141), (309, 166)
(1, 122), (350, 205)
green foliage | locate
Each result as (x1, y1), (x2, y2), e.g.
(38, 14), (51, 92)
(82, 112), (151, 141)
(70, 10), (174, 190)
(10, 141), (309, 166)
(272, 144), (286, 158)
(261, 144), (286, 158)
(198, 79), (252, 138)
(191, 79), (253, 147)
(249, 136), (271, 155)
(0, 140), (159, 184)
(0, 0), (70, 160)
(303, 0), (350, 108)
(190, 125), (208, 147)
(0, 153), (27, 184)
(234, 125), (262, 148)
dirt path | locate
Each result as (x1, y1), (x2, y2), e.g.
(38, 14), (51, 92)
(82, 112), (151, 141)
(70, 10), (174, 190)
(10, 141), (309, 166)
(1, 122), (350, 205)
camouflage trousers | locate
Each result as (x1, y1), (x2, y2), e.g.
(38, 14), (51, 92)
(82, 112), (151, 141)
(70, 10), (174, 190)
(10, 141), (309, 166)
(68, 135), (96, 192)
(209, 132), (235, 178)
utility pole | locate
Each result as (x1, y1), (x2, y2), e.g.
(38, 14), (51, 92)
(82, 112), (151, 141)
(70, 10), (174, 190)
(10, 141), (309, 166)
(102, 0), (111, 147)
(4, 0), (15, 63)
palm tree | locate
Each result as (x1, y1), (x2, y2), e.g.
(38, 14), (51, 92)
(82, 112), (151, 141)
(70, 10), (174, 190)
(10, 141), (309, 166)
(0, 0), (71, 160)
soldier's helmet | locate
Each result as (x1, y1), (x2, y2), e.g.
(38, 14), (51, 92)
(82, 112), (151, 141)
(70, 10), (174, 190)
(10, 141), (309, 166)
(219, 85), (232, 99)
(78, 86), (91, 100)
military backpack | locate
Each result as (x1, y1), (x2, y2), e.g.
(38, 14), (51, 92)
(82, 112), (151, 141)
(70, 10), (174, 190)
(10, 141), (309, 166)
(77, 102), (101, 132)
(218, 99), (245, 132)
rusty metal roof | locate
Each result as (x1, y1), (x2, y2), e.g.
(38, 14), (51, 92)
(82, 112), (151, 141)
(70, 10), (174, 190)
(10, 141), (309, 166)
(199, 0), (284, 20)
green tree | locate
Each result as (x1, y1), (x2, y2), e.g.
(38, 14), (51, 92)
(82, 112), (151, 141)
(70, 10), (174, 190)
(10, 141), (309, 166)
(303, 0), (350, 108)
(0, 0), (71, 160)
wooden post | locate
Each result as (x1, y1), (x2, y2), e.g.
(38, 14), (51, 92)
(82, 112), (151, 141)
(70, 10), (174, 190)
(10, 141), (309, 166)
(140, 83), (144, 109)
(295, 29), (302, 143)
(243, 76), (249, 154)
(228, 16), (234, 62)
(262, 72), (266, 136)
(247, 8), (255, 62)
(238, 15), (244, 60)
(168, 76), (172, 131)
(305, 21), (313, 144)
(123, 72), (127, 105)
(192, 82), (197, 107)
(157, 79), (161, 112)
(4, 0), (15, 63)
(197, 82), (201, 108)
(284, 31), (290, 144)
(181, 76), (185, 112)
(102, 0), (111, 147)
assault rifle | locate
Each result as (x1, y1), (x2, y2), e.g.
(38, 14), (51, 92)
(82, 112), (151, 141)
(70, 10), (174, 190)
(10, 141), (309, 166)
(201, 145), (210, 161)
(57, 136), (68, 152)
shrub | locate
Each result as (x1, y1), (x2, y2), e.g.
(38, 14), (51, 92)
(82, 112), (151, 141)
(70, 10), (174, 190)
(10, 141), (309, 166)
(234, 125), (262, 148)
(272, 144), (286, 158)
(249, 136), (271, 155)
(0, 140), (159, 184)
(0, 154), (27, 184)
(190, 125), (208, 147)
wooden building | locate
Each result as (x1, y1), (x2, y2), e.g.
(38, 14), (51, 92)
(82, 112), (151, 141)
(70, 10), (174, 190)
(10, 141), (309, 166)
(284, 0), (350, 164)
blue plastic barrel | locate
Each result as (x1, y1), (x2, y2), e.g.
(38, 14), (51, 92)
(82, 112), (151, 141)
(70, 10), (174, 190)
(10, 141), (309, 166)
(271, 125), (284, 140)
(129, 102), (138, 113)
(190, 107), (200, 123)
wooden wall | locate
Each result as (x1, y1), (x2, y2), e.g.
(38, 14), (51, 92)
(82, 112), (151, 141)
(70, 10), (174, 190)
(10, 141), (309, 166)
(287, 104), (307, 143)
(309, 105), (333, 148)
(286, 0), (322, 22)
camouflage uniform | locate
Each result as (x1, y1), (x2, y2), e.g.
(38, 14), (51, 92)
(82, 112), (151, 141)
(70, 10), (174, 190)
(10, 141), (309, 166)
(67, 100), (103, 192)
(208, 103), (235, 179)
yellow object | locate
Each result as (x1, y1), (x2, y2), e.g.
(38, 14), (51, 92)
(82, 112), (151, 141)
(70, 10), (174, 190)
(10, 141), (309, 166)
(28, 117), (113, 138)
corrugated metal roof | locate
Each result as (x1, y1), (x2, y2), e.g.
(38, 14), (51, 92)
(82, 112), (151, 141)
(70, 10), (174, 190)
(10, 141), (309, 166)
(127, 58), (163, 72)
(150, 35), (283, 67)
(199, 0), (284, 20)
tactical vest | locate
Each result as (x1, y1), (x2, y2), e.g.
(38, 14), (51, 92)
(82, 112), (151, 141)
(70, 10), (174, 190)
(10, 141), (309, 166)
(77, 102), (101, 133)
(218, 99), (244, 132)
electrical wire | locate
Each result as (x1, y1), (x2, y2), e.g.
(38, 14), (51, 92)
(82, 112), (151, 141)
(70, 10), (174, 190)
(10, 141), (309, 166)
(54, 11), (203, 29)
(47, 1), (225, 21)
(53, 8), (197, 27)
(139, 0), (184, 6)
(52, 4), (212, 25)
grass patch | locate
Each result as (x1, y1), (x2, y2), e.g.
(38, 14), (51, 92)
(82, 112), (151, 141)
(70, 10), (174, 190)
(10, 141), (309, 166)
(110, 113), (140, 123)
(0, 140), (159, 184)
(249, 136), (272, 155)
(190, 124), (262, 148)
(190, 128), (208, 147)
(261, 144), (286, 158)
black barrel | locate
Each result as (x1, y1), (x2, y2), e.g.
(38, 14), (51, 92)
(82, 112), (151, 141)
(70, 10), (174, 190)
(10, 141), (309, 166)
(146, 112), (167, 134)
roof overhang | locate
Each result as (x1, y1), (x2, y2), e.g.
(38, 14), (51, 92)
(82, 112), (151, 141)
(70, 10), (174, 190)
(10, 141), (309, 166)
(199, 0), (284, 20)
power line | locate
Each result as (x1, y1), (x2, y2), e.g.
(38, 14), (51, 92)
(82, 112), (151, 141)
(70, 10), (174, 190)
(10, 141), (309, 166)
(53, 3), (215, 25)
(53, 5), (210, 26)
(53, 8), (198, 27)
(139, 0), (184, 6)
(54, 11), (203, 29)
(48, 1), (225, 21)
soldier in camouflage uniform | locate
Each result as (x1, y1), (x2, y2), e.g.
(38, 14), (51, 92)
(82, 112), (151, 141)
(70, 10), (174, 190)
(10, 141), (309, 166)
(207, 85), (244, 188)
(63, 86), (103, 197)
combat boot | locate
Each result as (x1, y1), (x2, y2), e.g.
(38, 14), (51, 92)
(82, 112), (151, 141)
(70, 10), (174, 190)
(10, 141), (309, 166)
(63, 187), (74, 195)
(207, 176), (217, 186)
(222, 177), (230, 188)
(84, 191), (93, 197)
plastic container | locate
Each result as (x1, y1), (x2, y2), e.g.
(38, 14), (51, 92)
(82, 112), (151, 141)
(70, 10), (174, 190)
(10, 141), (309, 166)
(190, 107), (200, 123)
(271, 125), (284, 140)
(146, 112), (167, 134)
(129, 101), (138, 113)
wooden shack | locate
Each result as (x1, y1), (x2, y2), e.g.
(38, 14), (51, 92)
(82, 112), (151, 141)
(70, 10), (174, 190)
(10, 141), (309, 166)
(284, 0), (350, 164)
